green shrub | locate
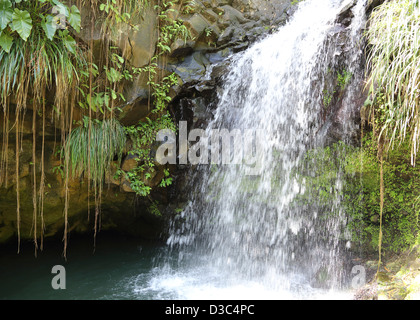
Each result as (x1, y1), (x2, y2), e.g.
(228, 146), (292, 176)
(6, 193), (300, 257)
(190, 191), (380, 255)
(64, 118), (126, 185)
(297, 135), (420, 255)
(366, 0), (420, 163)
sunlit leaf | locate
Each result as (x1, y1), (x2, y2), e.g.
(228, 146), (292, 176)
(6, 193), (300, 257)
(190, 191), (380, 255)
(0, 30), (13, 53)
(62, 33), (76, 54)
(11, 8), (32, 41)
(68, 5), (81, 33)
(0, 0), (13, 31)
(41, 14), (56, 40)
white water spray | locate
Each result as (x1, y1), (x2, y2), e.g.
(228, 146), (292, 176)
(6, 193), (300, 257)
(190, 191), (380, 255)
(145, 0), (367, 299)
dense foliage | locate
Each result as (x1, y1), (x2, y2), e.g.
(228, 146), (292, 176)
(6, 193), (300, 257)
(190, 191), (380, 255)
(297, 136), (420, 256)
(362, 0), (420, 263)
(366, 0), (420, 163)
(0, 0), (189, 256)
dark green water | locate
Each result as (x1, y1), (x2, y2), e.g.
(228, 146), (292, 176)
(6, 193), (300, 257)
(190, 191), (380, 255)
(0, 233), (172, 300)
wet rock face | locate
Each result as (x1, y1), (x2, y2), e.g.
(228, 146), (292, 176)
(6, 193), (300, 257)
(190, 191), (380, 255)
(165, 0), (294, 84)
(314, 1), (370, 147)
(366, 0), (386, 14)
(335, 0), (359, 26)
(167, 0), (295, 109)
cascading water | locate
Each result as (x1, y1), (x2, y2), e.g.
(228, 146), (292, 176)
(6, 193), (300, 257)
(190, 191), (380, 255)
(142, 0), (368, 299)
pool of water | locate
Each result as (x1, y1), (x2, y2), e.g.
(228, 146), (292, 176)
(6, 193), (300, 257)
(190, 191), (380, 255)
(0, 233), (354, 300)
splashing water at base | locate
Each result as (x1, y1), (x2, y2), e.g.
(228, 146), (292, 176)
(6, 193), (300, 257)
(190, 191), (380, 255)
(130, 263), (355, 300)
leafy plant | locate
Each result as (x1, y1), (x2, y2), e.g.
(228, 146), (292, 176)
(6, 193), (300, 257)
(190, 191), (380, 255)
(291, 0), (304, 5)
(64, 118), (126, 185)
(112, 0), (191, 196)
(154, 0), (191, 53)
(77, 51), (138, 115)
(0, 1), (85, 103)
(366, 0), (420, 163)
(118, 114), (175, 196)
(204, 26), (212, 37)
(337, 69), (352, 90)
(0, 0), (81, 50)
(345, 134), (420, 254)
(148, 200), (162, 216)
(181, 0), (195, 14)
(323, 89), (334, 109)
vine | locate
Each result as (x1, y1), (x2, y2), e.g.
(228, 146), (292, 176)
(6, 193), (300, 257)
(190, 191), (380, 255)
(115, 0), (191, 198)
(0, 0), (85, 255)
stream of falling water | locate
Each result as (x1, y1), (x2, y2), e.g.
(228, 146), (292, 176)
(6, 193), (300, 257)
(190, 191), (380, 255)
(136, 0), (367, 299)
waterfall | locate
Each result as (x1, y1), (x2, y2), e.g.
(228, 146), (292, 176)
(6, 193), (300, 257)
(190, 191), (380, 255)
(157, 0), (367, 299)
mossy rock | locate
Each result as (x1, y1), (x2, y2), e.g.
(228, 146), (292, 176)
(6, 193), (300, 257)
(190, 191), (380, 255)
(183, 13), (212, 38)
(376, 272), (392, 284)
(405, 274), (420, 300)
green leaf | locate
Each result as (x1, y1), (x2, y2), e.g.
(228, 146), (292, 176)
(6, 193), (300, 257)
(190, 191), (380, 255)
(68, 5), (81, 33)
(106, 67), (123, 83)
(0, 30), (13, 53)
(41, 14), (56, 40)
(113, 54), (124, 64)
(0, 0), (13, 31)
(111, 90), (117, 100)
(103, 93), (110, 108)
(86, 93), (97, 112)
(62, 33), (76, 54)
(11, 8), (32, 41)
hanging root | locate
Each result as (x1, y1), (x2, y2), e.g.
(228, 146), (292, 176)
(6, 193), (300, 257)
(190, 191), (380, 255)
(377, 144), (384, 276)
